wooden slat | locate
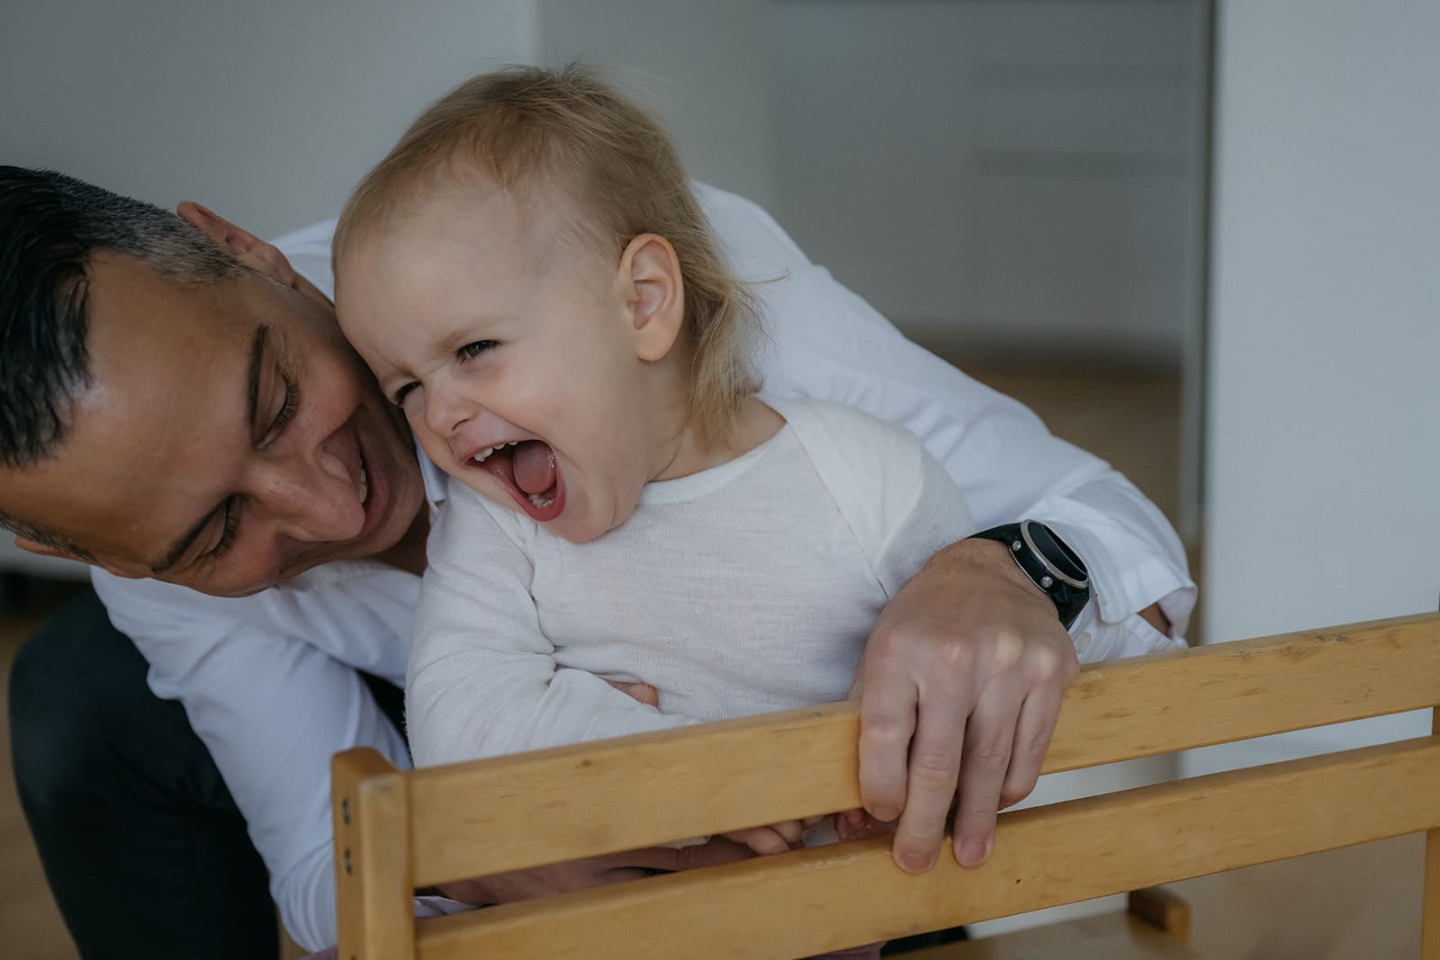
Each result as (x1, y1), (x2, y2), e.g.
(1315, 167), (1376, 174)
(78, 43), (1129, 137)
(414, 735), (1440, 960)
(408, 612), (1440, 885)
(333, 749), (415, 960)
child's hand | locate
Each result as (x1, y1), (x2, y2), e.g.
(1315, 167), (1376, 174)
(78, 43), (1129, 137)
(835, 808), (897, 842)
(606, 678), (660, 707)
(723, 816), (831, 855)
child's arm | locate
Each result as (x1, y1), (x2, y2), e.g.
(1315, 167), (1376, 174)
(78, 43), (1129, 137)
(407, 485), (694, 770)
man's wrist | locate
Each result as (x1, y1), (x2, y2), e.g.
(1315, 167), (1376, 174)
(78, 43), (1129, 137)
(966, 522), (1091, 629)
(945, 539), (1065, 627)
(956, 538), (1051, 600)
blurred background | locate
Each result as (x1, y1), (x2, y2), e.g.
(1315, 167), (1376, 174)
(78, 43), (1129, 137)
(2, 1), (1437, 956)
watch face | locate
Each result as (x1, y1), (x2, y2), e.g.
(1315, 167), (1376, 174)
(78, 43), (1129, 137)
(1025, 522), (1088, 582)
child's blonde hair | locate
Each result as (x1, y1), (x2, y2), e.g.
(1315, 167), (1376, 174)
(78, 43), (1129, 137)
(333, 64), (760, 452)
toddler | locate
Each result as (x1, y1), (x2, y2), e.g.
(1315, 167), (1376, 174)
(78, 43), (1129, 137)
(331, 66), (976, 948)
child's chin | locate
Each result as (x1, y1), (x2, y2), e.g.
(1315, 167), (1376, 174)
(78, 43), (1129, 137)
(548, 516), (605, 544)
(547, 505), (629, 545)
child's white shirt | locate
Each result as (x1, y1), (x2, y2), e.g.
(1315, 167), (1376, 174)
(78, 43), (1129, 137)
(407, 399), (977, 767)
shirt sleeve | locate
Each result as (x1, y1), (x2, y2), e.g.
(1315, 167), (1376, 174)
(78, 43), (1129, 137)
(89, 570), (410, 952)
(696, 184), (1196, 660)
(407, 484), (693, 769)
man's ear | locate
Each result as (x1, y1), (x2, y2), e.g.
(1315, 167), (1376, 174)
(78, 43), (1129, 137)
(176, 201), (332, 309)
(619, 234), (685, 363)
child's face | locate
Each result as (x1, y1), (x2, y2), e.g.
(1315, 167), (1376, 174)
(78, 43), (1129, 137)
(335, 184), (684, 543)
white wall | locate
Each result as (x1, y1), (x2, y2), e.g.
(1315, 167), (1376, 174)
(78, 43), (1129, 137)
(0, 0), (538, 238)
(762, 0), (1208, 366)
(534, 0), (776, 209)
(1190, 0), (1440, 772)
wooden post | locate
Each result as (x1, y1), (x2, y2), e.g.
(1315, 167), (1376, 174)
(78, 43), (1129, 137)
(333, 748), (415, 960)
(1425, 713), (1440, 957)
(1425, 591), (1440, 960)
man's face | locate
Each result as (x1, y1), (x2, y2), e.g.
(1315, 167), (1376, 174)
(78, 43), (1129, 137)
(0, 252), (426, 597)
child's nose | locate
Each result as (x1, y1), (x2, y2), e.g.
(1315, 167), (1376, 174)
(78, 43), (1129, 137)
(424, 388), (475, 438)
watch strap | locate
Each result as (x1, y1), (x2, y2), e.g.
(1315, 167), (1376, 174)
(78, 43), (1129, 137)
(969, 521), (1091, 629)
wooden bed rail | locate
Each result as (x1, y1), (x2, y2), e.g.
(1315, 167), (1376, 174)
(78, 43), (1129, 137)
(333, 612), (1440, 959)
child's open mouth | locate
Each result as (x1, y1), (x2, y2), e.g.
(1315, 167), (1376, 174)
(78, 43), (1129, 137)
(468, 439), (566, 522)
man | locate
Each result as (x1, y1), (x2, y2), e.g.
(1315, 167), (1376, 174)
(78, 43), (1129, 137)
(1, 166), (1193, 957)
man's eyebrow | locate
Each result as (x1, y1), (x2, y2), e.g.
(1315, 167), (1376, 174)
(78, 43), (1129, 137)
(247, 324), (269, 427)
(151, 324), (268, 576)
(151, 508), (219, 576)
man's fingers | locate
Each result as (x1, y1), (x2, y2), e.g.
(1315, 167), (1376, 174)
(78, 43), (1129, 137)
(950, 686), (1022, 868)
(857, 646), (918, 822)
(889, 665), (974, 874)
(998, 684), (1064, 810)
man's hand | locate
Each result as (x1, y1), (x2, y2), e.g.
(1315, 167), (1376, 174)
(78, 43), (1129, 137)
(437, 838), (755, 905)
(855, 537), (1080, 874)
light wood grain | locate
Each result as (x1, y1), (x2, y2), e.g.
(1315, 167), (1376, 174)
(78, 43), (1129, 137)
(408, 735), (1440, 959)
(402, 613), (1440, 886)
(333, 750), (414, 960)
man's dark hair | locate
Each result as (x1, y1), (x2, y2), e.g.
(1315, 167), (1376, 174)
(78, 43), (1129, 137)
(0, 166), (244, 554)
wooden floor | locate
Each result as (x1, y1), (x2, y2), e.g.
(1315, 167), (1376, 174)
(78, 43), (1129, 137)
(0, 367), (1423, 957)
(1, 584), (75, 960)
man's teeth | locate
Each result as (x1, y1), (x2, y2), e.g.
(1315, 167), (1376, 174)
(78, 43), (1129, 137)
(473, 440), (520, 464)
(359, 467), (369, 504)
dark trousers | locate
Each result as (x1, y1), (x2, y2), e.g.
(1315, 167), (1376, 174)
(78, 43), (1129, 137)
(8, 589), (404, 959)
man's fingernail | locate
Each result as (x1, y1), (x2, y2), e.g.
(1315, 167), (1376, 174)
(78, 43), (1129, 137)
(871, 806), (899, 822)
(959, 838), (991, 867)
(897, 851), (934, 874)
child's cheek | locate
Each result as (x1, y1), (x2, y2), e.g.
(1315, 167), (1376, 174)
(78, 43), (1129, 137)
(410, 418), (451, 473)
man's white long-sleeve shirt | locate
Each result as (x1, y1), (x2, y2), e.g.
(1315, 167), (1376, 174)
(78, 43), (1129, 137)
(92, 183), (1194, 950)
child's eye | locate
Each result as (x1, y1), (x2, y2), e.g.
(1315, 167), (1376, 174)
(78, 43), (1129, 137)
(459, 340), (498, 359)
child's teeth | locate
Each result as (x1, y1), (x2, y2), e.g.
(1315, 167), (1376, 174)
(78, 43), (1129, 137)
(528, 494), (553, 508)
(359, 467), (369, 503)
(473, 447), (495, 463)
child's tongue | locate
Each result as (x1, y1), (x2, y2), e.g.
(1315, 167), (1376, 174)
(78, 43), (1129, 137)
(511, 439), (557, 496)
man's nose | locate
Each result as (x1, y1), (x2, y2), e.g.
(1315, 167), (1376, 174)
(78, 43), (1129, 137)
(251, 456), (365, 544)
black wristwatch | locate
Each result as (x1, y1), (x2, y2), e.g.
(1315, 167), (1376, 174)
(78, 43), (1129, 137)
(969, 521), (1090, 629)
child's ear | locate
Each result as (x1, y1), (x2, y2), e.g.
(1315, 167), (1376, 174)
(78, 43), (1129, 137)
(618, 234), (685, 362)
